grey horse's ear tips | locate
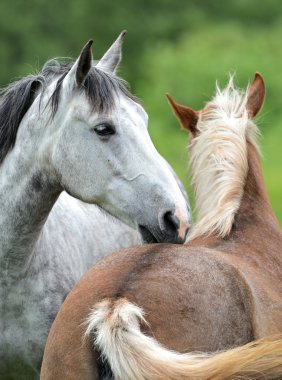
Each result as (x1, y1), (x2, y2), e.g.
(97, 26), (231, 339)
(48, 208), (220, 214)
(76, 40), (93, 86)
(116, 30), (127, 46)
(81, 39), (93, 55)
(96, 31), (126, 74)
(120, 29), (127, 40)
(86, 39), (94, 48)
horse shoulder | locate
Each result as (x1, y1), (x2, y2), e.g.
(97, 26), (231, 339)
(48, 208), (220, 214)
(39, 192), (140, 272)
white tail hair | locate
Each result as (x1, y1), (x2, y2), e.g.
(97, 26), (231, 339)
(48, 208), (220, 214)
(85, 298), (282, 380)
(187, 77), (260, 241)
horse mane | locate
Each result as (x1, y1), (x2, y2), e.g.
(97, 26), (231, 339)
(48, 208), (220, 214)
(0, 59), (137, 165)
(188, 77), (260, 241)
(0, 75), (45, 163)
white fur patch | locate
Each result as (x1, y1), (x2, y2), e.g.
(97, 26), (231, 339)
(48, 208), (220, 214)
(187, 77), (259, 241)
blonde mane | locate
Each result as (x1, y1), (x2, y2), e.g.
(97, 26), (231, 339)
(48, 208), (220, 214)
(187, 77), (260, 241)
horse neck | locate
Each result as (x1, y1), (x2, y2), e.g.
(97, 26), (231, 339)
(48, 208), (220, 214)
(0, 120), (60, 280)
(234, 142), (280, 233)
(188, 142), (280, 247)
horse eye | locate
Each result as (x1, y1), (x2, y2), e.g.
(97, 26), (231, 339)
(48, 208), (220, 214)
(93, 123), (115, 137)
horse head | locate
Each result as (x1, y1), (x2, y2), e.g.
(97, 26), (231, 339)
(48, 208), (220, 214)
(25, 33), (191, 243)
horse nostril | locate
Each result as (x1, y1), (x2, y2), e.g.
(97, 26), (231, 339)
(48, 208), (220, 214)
(163, 211), (180, 233)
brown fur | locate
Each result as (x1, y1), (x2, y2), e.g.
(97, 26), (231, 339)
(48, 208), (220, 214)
(41, 75), (282, 379)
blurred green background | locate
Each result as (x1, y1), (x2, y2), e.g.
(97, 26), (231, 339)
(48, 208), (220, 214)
(1, 0), (281, 223)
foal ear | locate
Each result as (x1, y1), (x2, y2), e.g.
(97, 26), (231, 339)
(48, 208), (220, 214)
(65, 40), (93, 89)
(96, 30), (126, 74)
(166, 93), (199, 135)
(246, 72), (265, 118)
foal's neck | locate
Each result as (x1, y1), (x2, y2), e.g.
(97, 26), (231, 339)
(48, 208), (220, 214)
(0, 145), (60, 280)
(234, 143), (279, 232)
(188, 142), (280, 247)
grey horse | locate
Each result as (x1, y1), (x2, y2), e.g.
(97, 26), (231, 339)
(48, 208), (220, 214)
(0, 32), (191, 378)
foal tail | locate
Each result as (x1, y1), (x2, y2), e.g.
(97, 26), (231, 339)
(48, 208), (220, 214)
(85, 298), (282, 380)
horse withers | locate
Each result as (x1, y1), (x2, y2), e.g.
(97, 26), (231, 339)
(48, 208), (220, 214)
(41, 73), (282, 379)
(0, 32), (191, 378)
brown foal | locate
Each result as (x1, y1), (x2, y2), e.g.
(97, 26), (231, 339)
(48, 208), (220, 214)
(41, 73), (282, 379)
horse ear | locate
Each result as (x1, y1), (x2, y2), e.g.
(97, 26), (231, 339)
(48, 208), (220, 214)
(96, 30), (126, 74)
(166, 93), (198, 135)
(64, 40), (93, 89)
(246, 72), (265, 118)
(75, 40), (93, 86)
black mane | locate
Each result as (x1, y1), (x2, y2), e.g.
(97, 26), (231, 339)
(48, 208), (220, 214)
(0, 59), (137, 164)
(0, 75), (45, 163)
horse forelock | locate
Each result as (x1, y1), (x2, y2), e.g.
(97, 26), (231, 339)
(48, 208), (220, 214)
(0, 59), (138, 165)
(50, 61), (139, 117)
(188, 76), (260, 241)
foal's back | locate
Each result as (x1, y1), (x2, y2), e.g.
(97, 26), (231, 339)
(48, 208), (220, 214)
(41, 239), (280, 378)
(96, 243), (255, 351)
(41, 186), (282, 379)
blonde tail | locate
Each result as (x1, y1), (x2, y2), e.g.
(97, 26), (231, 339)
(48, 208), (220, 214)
(85, 298), (282, 380)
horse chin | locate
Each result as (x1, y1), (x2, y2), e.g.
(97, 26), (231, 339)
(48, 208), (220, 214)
(138, 225), (188, 244)
(138, 225), (158, 244)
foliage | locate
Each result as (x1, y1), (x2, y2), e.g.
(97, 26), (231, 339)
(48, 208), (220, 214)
(0, 0), (281, 222)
